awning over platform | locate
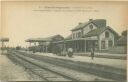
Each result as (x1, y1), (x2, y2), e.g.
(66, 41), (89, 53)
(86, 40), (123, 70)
(25, 34), (64, 43)
(25, 38), (51, 42)
(52, 37), (98, 44)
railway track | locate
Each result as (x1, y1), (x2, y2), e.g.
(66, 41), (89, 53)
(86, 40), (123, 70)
(7, 50), (126, 81)
(7, 54), (49, 81)
(7, 51), (78, 81)
(15, 50), (126, 82)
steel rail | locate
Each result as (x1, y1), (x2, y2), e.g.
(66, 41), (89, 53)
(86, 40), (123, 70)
(8, 51), (78, 81)
(16, 50), (126, 82)
(7, 54), (49, 81)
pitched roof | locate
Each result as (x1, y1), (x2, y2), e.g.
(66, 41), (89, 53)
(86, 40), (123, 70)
(25, 38), (44, 42)
(116, 36), (127, 45)
(83, 27), (106, 37)
(65, 34), (72, 40)
(83, 26), (119, 37)
(71, 19), (106, 31)
(26, 34), (64, 42)
(71, 22), (89, 31)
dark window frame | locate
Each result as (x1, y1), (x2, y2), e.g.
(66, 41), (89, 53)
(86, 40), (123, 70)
(108, 40), (113, 47)
(101, 40), (105, 49)
(89, 24), (93, 30)
(105, 31), (109, 38)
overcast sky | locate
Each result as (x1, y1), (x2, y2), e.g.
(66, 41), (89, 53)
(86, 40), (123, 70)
(1, 1), (128, 47)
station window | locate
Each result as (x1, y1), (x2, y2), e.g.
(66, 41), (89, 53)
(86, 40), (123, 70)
(89, 24), (93, 30)
(75, 33), (77, 38)
(105, 31), (109, 38)
(101, 40), (105, 49)
(78, 32), (81, 37)
(73, 33), (75, 39)
(108, 40), (113, 47)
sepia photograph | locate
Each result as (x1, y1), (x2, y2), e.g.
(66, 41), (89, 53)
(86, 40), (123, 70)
(0, 0), (127, 82)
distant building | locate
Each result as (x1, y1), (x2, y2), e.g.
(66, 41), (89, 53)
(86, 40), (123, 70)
(110, 32), (127, 54)
(60, 19), (119, 52)
(116, 36), (127, 46)
(25, 35), (64, 53)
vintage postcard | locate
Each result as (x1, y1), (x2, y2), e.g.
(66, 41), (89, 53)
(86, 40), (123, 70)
(0, 0), (127, 82)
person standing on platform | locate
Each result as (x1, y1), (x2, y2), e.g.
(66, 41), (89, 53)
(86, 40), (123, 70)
(67, 48), (73, 57)
(91, 47), (95, 60)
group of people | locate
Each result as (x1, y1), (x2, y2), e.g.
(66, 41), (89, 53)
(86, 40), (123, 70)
(60, 47), (95, 59)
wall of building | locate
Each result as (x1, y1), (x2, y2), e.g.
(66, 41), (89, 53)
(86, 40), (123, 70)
(72, 23), (98, 39)
(83, 23), (97, 35)
(99, 29), (115, 50)
(72, 30), (82, 39)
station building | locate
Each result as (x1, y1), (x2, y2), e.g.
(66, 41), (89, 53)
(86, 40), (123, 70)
(26, 19), (119, 53)
(55, 19), (119, 53)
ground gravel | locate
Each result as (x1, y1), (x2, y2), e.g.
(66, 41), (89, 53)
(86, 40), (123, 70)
(0, 54), (36, 81)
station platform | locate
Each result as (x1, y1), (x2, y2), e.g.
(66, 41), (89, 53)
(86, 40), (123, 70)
(73, 52), (127, 60)
(12, 50), (127, 81)
(32, 52), (127, 70)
